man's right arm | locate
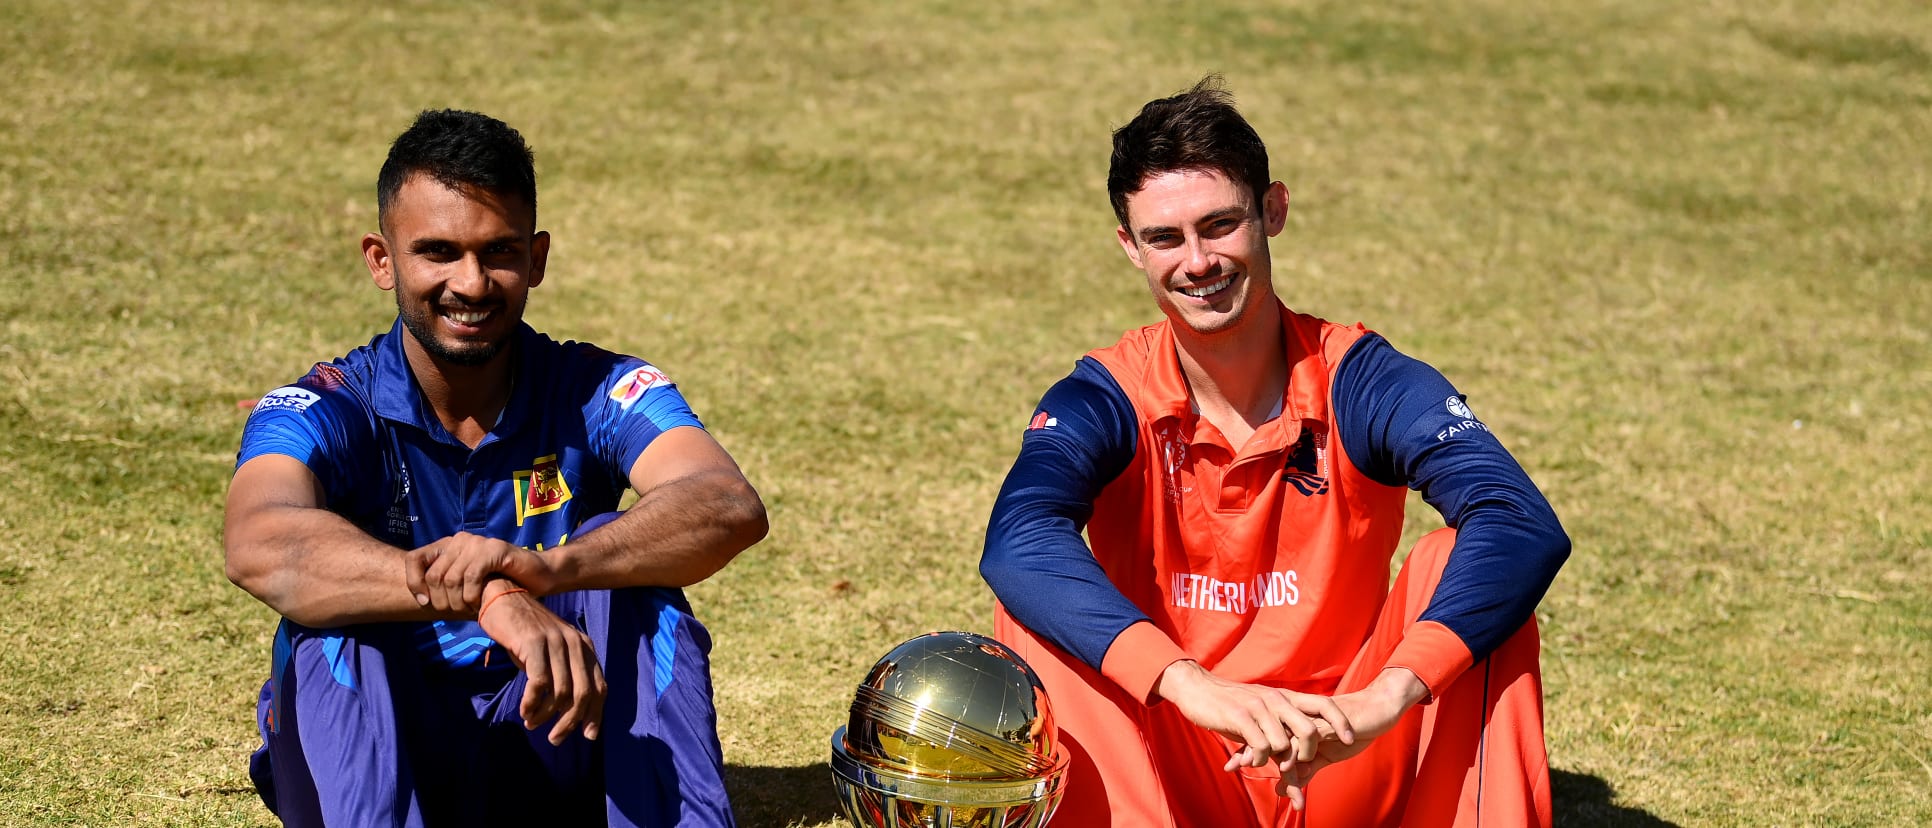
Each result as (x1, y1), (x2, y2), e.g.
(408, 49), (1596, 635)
(980, 358), (1148, 671)
(223, 454), (445, 627)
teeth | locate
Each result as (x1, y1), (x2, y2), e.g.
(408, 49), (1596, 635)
(1181, 276), (1233, 298)
(447, 310), (488, 324)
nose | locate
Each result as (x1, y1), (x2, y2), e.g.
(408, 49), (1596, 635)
(447, 254), (490, 302)
(1182, 236), (1216, 278)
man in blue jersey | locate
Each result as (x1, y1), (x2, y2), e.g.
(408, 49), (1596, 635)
(979, 78), (1569, 826)
(225, 109), (768, 827)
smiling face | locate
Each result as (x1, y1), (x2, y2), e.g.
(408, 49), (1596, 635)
(1115, 168), (1288, 340)
(362, 173), (549, 370)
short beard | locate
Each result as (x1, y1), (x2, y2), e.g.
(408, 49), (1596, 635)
(397, 297), (506, 367)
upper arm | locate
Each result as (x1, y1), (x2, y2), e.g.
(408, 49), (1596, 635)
(222, 453), (327, 587)
(1332, 334), (1570, 659)
(592, 356), (761, 519)
(981, 358), (1146, 670)
(624, 425), (755, 499)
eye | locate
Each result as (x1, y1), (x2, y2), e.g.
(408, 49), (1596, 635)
(417, 242), (458, 261)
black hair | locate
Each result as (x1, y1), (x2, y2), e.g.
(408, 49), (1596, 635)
(376, 109), (537, 229)
(1107, 75), (1271, 228)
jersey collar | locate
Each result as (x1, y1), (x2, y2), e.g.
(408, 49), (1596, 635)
(370, 318), (540, 446)
(1141, 300), (1332, 444)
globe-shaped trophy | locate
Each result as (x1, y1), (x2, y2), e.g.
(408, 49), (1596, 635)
(830, 631), (1068, 827)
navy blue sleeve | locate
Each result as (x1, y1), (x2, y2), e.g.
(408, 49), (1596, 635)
(1333, 334), (1570, 661)
(980, 357), (1146, 671)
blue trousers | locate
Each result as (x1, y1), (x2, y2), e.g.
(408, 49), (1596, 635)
(248, 586), (735, 827)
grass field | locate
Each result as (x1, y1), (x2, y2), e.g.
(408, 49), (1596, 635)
(2, 0), (1928, 825)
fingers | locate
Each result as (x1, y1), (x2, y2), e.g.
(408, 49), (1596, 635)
(517, 625), (554, 730)
(1257, 693), (1323, 765)
(1217, 689), (1357, 773)
(1297, 693), (1355, 745)
(499, 604), (604, 746)
(1275, 755), (1334, 809)
(408, 534), (525, 614)
(404, 546), (437, 607)
(547, 640), (608, 745)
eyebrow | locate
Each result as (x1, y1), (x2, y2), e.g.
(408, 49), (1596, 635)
(1135, 206), (1249, 242)
(405, 234), (525, 255)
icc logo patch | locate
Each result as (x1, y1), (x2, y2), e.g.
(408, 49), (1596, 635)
(513, 454), (574, 526)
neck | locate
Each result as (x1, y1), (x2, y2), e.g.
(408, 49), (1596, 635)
(1173, 300), (1288, 445)
(400, 335), (516, 450)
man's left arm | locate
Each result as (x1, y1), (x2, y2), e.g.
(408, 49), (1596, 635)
(1305, 333), (1570, 762)
(546, 425), (768, 591)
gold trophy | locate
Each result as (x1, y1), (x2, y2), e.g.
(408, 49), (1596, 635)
(830, 631), (1069, 827)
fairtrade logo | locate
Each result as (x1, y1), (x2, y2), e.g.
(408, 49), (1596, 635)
(1446, 395), (1473, 420)
(513, 454), (574, 526)
(608, 364), (672, 410)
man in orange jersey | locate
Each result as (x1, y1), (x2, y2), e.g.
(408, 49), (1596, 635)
(980, 77), (1570, 827)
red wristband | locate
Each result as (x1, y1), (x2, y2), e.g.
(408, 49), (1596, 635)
(476, 587), (529, 625)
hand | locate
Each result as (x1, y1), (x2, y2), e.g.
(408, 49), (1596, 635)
(404, 532), (562, 614)
(1154, 660), (1354, 810)
(474, 582), (608, 745)
(1271, 667), (1430, 801)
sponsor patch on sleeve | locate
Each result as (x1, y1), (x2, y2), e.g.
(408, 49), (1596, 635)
(1435, 394), (1492, 441)
(255, 386), (321, 414)
(1026, 410), (1058, 431)
(608, 364), (672, 410)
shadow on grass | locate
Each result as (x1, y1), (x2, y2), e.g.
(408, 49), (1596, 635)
(1554, 768), (1682, 826)
(721, 763), (1673, 827)
(726, 762), (843, 827)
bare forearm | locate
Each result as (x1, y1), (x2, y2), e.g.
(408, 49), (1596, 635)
(225, 503), (441, 627)
(548, 469), (767, 591)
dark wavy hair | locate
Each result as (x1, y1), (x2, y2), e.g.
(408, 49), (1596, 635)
(376, 109), (537, 229)
(1107, 76), (1270, 228)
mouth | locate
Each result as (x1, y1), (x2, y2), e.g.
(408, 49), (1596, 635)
(440, 306), (497, 331)
(1179, 274), (1235, 299)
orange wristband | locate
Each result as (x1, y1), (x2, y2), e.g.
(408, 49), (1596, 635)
(476, 587), (529, 625)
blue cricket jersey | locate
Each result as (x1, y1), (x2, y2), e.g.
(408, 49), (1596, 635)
(237, 318), (704, 672)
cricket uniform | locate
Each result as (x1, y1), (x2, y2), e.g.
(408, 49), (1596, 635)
(236, 319), (734, 827)
(981, 304), (1569, 827)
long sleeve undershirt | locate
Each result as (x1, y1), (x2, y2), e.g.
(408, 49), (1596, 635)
(980, 333), (1570, 673)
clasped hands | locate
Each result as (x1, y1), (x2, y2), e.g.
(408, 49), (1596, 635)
(1156, 660), (1422, 810)
(403, 533), (606, 747)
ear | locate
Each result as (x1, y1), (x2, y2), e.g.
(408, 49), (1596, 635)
(1262, 181), (1290, 237)
(1115, 224), (1146, 270)
(528, 230), (551, 289)
(362, 232), (395, 290)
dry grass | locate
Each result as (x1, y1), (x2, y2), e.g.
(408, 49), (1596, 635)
(1, 0), (1928, 825)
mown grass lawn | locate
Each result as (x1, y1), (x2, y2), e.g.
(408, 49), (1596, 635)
(1, 1), (1927, 825)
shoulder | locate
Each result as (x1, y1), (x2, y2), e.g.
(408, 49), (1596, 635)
(238, 348), (383, 468)
(1278, 307), (1374, 369)
(523, 332), (678, 397)
(1086, 320), (1168, 371)
(249, 353), (375, 422)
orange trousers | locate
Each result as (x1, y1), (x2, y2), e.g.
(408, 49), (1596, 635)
(994, 529), (1551, 828)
